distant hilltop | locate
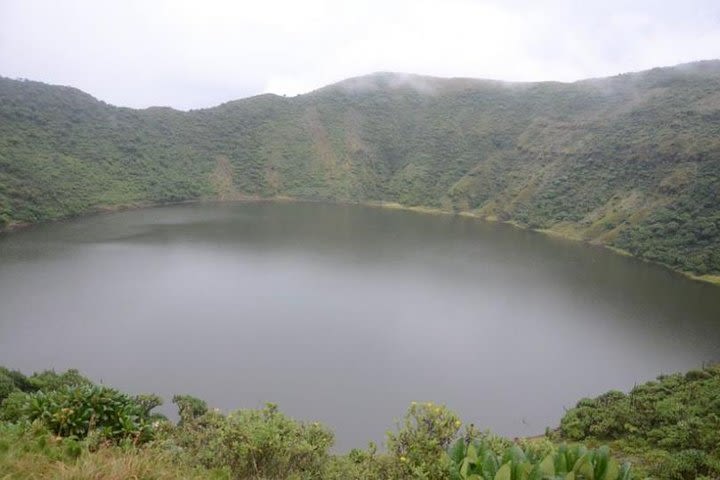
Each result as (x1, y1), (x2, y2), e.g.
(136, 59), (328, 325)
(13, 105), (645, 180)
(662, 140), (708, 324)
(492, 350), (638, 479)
(1, 59), (719, 280)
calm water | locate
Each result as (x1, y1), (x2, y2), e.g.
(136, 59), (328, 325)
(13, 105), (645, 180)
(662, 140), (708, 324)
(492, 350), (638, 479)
(1, 202), (719, 450)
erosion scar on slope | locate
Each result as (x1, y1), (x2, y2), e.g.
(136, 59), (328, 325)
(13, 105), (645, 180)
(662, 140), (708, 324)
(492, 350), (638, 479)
(210, 156), (241, 200)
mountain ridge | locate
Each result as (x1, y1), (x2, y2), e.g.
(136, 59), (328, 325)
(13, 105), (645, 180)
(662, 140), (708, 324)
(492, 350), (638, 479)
(9, 58), (720, 110)
(1, 59), (719, 279)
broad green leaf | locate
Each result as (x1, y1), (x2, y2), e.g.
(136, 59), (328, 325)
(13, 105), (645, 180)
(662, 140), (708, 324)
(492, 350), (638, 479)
(461, 458), (471, 479)
(494, 463), (512, 480)
(576, 456), (594, 480)
(450, 439), (466, 464)
(467, 443), (479, 463)
(539, 454), (555, 475)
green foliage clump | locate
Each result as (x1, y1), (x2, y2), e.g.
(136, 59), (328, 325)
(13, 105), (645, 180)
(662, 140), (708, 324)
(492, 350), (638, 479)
(651, 448), (720, 480)
(172, 400), (334, 479)
(134, 393), (164, 417)
(0, 367), (94, 401)
(5, 363), (719, 480)
(0, 391), (31, 422)
(173, 393), (209, 424)
(0, 367), (32, 403)
(7, 385), (156, 444)
(26, 368), (92, 392)
(321, 442), (395, 479)
(217, 402), (334, 479)
(386, 401), (461, 479)
(0, 374), (15, 404)
(559, 364), (720, 478)
(0, 367), (95, 425)
(448, 440), (631, 480)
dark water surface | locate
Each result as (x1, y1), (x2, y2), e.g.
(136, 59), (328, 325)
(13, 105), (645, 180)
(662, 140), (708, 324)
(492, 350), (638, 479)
(1, 202), (719, 450)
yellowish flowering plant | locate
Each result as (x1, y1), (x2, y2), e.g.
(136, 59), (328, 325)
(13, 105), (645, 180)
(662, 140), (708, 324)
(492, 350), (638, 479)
(387, 401), (461, 480)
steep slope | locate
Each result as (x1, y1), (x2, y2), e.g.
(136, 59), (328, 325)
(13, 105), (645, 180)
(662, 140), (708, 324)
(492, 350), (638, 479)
(1, 61), (719, 277)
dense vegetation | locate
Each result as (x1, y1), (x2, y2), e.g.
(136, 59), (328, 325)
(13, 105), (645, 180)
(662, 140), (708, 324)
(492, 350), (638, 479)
(1, 365), (719, 478)
(2, 60), (720, 279)
(558, 364), (720, 479)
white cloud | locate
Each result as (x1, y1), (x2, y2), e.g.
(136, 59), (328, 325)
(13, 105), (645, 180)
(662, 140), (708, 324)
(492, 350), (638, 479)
(0, 0), (718, 109)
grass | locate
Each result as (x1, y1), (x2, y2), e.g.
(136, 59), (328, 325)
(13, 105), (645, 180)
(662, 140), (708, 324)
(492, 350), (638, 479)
(0, 426), (225, 480)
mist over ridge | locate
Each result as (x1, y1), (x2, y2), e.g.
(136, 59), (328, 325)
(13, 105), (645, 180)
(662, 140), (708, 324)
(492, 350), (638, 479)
(1, 58), (720, 279)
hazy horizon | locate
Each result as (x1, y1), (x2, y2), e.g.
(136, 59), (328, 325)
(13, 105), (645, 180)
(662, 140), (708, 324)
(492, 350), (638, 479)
(2, 0), (719, 110)
(4, 58), (720, 112)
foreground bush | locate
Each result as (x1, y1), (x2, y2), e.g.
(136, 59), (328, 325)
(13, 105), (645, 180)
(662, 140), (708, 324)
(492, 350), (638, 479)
(2, 384), (156, 444)
(173, 401), (334, 479)
(559, 364), (720, 477)
(13, 365), (714, 479)
(386, 401), (461, 479)
(173, 393), (209, 424)
(0, 367), (91, 403)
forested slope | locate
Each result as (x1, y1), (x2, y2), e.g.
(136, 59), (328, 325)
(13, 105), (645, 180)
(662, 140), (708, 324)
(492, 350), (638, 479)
(1, 60), (719, 276)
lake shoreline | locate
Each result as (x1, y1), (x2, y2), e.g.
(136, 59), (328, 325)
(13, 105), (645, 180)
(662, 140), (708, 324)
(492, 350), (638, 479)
(361, 200), (720, 288)
(2, 195), (719, 287)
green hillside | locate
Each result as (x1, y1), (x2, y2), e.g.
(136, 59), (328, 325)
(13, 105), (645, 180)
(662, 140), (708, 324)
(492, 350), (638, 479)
(1, 61), (720, 278)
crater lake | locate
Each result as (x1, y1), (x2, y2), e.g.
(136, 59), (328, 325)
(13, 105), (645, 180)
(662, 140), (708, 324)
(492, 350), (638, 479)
(1, 202), (719, 450)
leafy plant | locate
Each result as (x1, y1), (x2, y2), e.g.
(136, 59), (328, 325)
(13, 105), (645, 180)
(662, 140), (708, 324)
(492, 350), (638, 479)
(449, 440), (631, 480)
(216, 403), (333, 479)
(18, 385), (156, 443)
(26, 368), (92, 392)
(173, 394), (209, 425)
(386, 401), (462, 480)
(0, 374), (15, 404)
(172, 402), (333, 479)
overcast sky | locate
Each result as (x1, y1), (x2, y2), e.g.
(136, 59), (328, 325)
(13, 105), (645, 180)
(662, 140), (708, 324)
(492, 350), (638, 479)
(1, 0), (719, 110)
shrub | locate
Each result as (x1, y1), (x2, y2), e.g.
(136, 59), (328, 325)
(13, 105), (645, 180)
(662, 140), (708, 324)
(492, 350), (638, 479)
(172, 402), (334, 479)
(27, 368), (92, 392)
(0, 367), (94, 405)
(386, 401), (461, 480)
(18, 385), (156, 444)
(134, 393), (166, 422)
(656, 449), (718, 480)
(0, 374), (16, 404)
(559, 364), (720, 479)
(173, 394), (209, 424)
(170, 406), (227, 469)
(0, 367), (33, 394)
(0, 391), (31, 422)
(216, 403), (333, 479)
(321, 444), (395, 480)
(560, 365), (720, 448)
